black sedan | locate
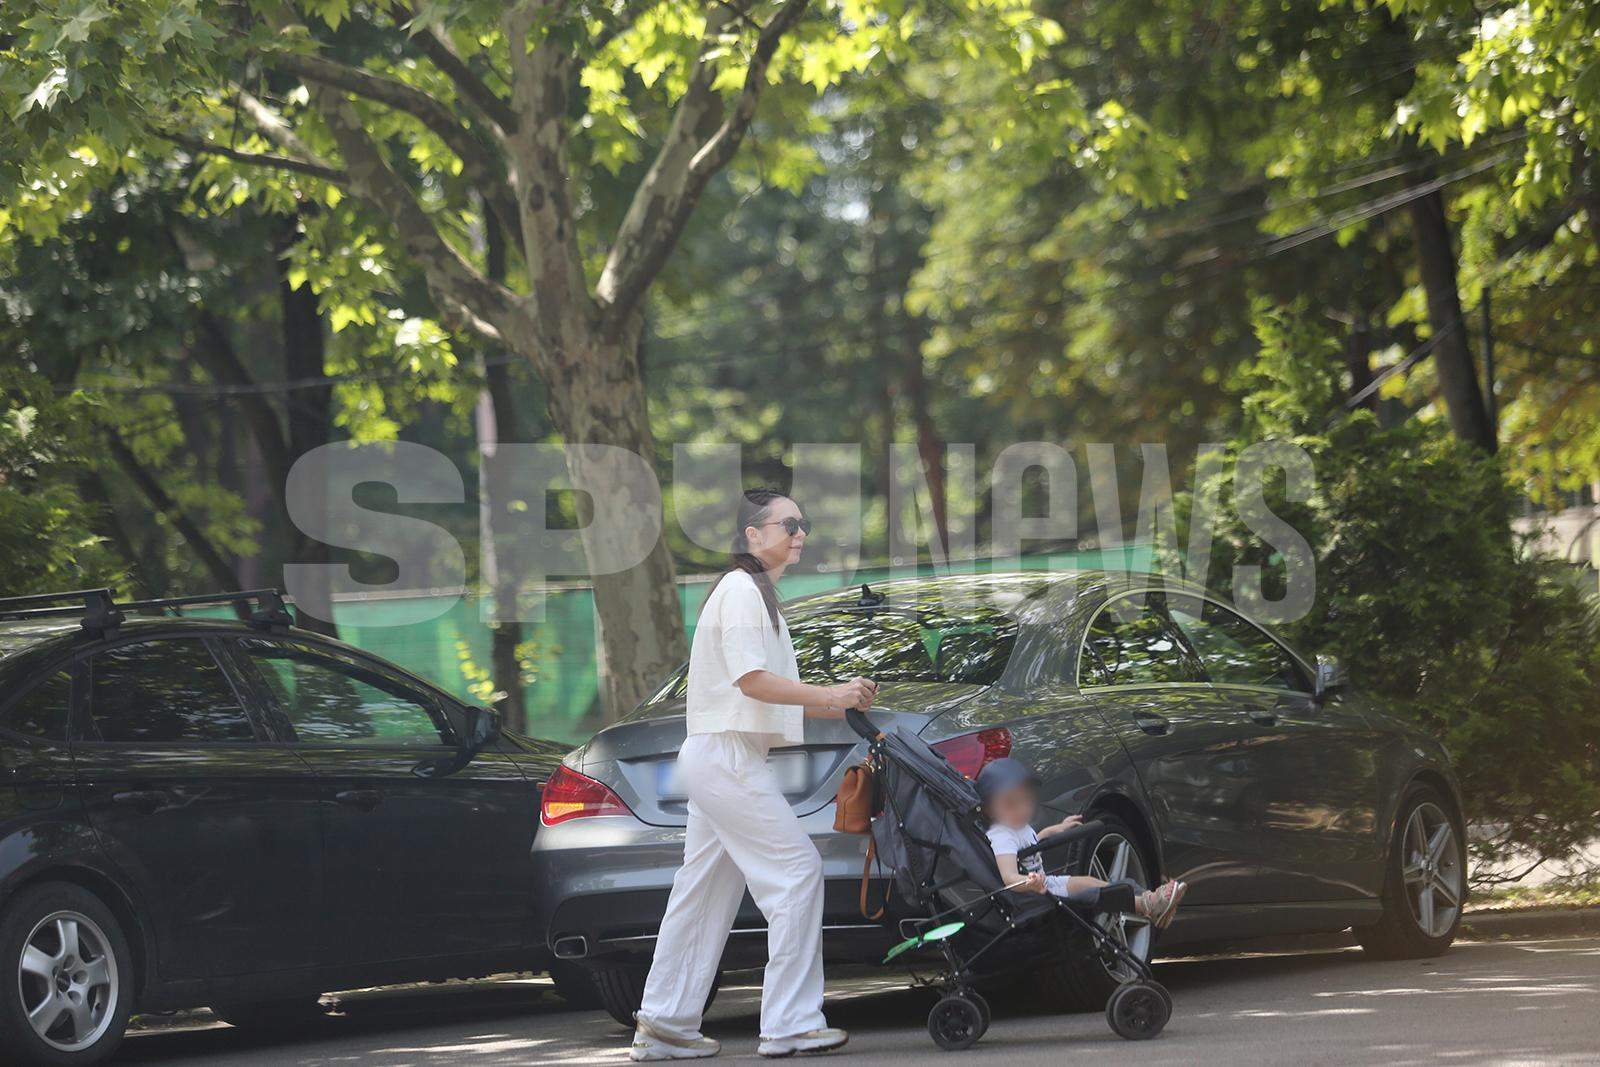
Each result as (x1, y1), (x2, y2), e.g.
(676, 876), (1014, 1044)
(0, 589), (564, 1066)
(533, 572), (1467, 1024)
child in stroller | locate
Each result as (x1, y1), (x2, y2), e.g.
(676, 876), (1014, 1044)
(977, 757), (1187, 927)
(845, 708), (1177, 1050)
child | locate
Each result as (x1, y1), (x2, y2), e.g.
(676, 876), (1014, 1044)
(977, 757), (1186, 927)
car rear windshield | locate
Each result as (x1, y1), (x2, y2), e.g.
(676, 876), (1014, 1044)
(628, 602), (1019, 716)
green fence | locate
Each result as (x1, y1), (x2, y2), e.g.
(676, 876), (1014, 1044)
(297, 547), (1155, 744)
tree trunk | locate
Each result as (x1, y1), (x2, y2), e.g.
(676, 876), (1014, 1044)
(478, 215), (528, 735)
(1405, 188), (1496, 453)
(1579, 147), (1600, 259)
(542, 326), (687, 721)
(276, 215), (339, 636)
(865, 194), (899, 559)
(1345, 318), (1377, 413)
(904, 341), (947, 549)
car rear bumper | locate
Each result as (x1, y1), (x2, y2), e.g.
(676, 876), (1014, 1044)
(531, 807), (897, 969)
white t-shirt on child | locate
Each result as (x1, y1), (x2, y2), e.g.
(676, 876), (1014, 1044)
(987, 822), (1068, 896)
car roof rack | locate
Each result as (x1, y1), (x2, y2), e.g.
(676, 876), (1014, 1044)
(0, 588), (296, 636)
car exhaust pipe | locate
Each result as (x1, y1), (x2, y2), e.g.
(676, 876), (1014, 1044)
(552, 934), (589, 960)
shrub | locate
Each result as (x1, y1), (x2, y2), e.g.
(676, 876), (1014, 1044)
(1172, 301), (1600, 878)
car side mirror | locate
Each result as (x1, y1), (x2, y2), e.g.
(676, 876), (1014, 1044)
(413, 706), (501, 779)
(1313, 654), (1349, 701)
(463, 706), (503, 752)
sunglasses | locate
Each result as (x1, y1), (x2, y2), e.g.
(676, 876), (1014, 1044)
(757, 517), (813, 536)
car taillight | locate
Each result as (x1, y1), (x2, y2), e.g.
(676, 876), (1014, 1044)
(540, 765), (631, 826)
(932, 728), (1013, 779)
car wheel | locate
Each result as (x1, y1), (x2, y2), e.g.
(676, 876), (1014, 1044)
(0, 882), (133, 1067)
(589, 963), (721, 1028)
(1035, 815), (1155, 1012)
(209, 996), (328, 1030)
(547, 960), (601, 1009)
(1355, 785), (1466, 960)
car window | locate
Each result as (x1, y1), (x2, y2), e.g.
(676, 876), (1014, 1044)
(1079, 593), (1203, 687)
(2, 669), (71, 740)
(239, 639), (454, 746)
(623, 601), (1020, 721)
(1168, 596), (1308, 692)
(793, 608), (1017, 686)
(89, 640), (255, 743)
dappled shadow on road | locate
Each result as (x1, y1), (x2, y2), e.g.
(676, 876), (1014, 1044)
(118, 940), (1600, 1064)
(119, 978), (589, 1064)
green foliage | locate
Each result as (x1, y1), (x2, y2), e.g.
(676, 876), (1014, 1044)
(0, 370), (123, 594)
(1181, 302), (1600, 869)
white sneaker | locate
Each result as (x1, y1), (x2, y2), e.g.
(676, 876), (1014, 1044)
(629, 1016), (720, 1060)
(757, 1027), (849, 1058)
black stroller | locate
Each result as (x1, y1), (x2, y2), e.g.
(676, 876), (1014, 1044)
(845, 708), (1172, 1050)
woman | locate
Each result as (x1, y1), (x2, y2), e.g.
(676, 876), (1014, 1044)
(630, 488), (876, 1061)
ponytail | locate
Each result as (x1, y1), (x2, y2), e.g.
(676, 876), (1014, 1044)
(703, 487), (788, 632)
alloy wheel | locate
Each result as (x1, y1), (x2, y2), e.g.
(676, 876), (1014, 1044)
(1086, 833), (1152, 981)
(17, 910), (119, 1053)
(1401, 801), (1463, 938)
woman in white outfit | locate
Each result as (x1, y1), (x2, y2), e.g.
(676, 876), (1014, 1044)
(630, 488), (877, 1061)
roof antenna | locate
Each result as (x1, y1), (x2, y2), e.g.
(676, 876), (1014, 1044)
(856, 583), (885, 607)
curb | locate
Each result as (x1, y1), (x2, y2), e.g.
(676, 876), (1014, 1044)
(1460, 905), (1600, 942)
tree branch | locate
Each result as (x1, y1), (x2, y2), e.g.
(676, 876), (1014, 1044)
(105, 427), (244, 593)
(237, 89), (324, 163)
(153, 127), (347, 183)
(596, 0), (810, 330)
(390, 3), (518, 136)
(271, 50), (520, 238)
(306, 83), (517, 343)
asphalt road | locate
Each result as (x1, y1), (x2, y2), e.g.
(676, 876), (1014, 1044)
(120, 937), (1600, 1066)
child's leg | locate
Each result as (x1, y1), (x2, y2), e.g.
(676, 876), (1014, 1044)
(1046, 875), (1137, 913)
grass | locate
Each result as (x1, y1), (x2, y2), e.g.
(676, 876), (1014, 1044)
(1470, 879), (1600, 912)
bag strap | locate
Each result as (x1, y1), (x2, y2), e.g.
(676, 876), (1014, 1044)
(859, 837), (885, 921)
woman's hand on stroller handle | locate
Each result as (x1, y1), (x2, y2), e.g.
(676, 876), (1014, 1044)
(830, 677), (877, 712)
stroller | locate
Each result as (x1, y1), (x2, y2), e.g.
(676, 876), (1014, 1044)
(845, 708), (1172, 1050)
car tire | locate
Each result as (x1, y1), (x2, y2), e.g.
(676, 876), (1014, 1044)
(589, 963), (721, 1028)
(1355, 785), (1467, 960)
(1034, 815), (1157, 1013)
(209, 996), (328, 1030)
(547, 960), (602, 1009)
(0, 882), (134, 1067)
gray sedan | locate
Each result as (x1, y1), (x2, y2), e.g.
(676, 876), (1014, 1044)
(533, 572), (1466, 1023)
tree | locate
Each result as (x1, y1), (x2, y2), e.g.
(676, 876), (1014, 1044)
(1171, 301), (1600, 875)
(3, 0), (1053, 715)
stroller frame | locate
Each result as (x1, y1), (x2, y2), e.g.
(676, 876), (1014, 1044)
(846, 708), (1172, 1049)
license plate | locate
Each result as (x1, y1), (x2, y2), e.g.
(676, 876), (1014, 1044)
(656, 752), (811, 799)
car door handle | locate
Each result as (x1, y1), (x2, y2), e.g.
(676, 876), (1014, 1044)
(1249, 710), (1279, 726)
(1132, 711), (1170, 736)
(111, 790), (167, 813)
(335, 789), (383, 811)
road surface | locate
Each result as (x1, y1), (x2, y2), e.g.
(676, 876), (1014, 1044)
(121, 937), (1600, 1066)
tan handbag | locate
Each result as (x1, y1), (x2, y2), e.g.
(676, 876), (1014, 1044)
(833, 763), (876, 834)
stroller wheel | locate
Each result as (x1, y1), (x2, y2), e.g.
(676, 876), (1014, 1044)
(1105, 980), (1170, 1040)
(928, 994), (984, 1051)
(962, 990), (992, 1036)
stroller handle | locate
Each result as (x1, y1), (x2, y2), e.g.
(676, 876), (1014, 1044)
(844, 706), (880, 740)
(1014, 818), (1105, 861)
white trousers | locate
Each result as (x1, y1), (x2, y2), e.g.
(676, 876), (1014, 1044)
(636, 731), (828, 1042)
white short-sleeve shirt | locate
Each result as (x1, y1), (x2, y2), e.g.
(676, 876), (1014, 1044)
(685, 570), (804, 745)
(986, 823), (1044, 875)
